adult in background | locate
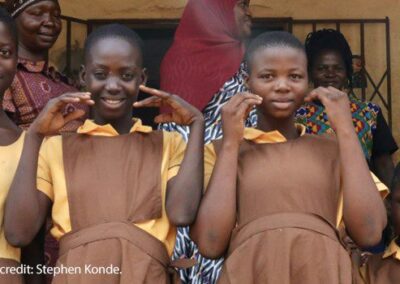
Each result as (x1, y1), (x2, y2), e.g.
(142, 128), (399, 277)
(160, 0), (255, 143)
(296, 29), (398, 188)
(159, 0), (253, 282)
(3, 0), (87, 131)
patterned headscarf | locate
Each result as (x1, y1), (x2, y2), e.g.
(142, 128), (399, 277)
(4, 0), (58, 18)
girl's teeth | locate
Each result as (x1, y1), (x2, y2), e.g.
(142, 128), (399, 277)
(105, 99), (121, 104)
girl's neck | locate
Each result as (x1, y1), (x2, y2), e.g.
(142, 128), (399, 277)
(93, 113), (134, 135)
(256, 109), (299, 140)
(18, 43), (48, 62)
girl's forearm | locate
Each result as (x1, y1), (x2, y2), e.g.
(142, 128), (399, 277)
(338, 127), (387, 247)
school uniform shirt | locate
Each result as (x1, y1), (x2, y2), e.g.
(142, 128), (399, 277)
(204, 124), (389, 228)
(0, 132), (25, 262)
(36, 118), (186, 255)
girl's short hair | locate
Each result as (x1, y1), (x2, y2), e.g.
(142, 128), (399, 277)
(245, 31), (305, 73)
(84, 24), (144, 65)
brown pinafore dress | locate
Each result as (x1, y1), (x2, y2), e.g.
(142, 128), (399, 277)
(217, 134), (352, 284)
(0, 259), (24, 284)
(361, 253), (400, 284)
(53, 131), (179, 283)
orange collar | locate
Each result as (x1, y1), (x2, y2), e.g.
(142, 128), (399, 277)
(243, 124), (306, 144)
(77, 118), (153, 137)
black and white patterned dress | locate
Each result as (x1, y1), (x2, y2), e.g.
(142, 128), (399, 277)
(160, 63), (257, 283)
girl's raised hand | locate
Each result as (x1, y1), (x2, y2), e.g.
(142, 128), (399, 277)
(29, 92), (94, 136)
(305, 86), (353, 133)
(134, 85), (203, 125)
(221, 92), (262, 144)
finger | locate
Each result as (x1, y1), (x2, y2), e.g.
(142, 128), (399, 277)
(163, 94), (191, 111)
(133, 96), (163, 108)
(62, 92), (92, 100)
(139, 85), (170, 99)
(305, 87), (330, 103)
(237, 98), (262, 117)
(154, 113), (174, 124)
(224, 93), (262, 112)
(304, 91), (320, 102)
(53, 92), (92, 108)
(327, 86), (346, 95)
(57, 97), (94, 108)
(63, 109), (86, 124)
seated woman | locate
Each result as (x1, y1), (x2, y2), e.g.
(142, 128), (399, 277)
(296, 29), (398, 187)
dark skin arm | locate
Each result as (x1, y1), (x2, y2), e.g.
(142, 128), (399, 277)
(134, 85), (204, 226)
(306, 87), (387, 247)
(4, 93), (94, 247)
(189, 93), (263, 259)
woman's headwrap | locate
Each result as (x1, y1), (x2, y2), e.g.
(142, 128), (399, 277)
(160, 0), (247, 111)
(4, 0), (59, 18)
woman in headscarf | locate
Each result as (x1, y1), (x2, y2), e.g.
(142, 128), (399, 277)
(160, 0), (254, 143)
(159, 0), (253, 282)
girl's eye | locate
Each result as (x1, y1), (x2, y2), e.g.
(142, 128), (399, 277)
(290, 74), (303, 80)
(94, 72), (106, 80)
(260, 74), (273, 80)
(122, 73), (134, 81)
(0, 48), (11, 57)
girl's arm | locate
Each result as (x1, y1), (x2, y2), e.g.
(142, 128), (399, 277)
(135, 85), (204, 226)
(190, 93), (262, 259)
(4, 93), (94, 247)
(306, 87), (387, 247)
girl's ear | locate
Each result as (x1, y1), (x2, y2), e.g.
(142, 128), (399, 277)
(79, 65), (86, 89)
(141, 68), (148, 86)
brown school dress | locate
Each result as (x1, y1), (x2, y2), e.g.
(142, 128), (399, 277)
(0, 259), (24, 284)
(216, 134), (352, 284)
(53, 132), (180, 283)
(360, 253), (400, 284)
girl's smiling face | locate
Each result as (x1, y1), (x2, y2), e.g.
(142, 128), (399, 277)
(81, 36), (146, 124)
(247, 46), (308, 119)
(0, 21), (17, 98)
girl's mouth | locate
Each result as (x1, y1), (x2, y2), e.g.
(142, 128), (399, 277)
(100, 98), (126, 109)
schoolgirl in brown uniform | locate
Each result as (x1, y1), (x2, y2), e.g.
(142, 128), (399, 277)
(4, 24), (204, 283)
(0, 7), (25, 284)
(358, 162), (400, 284)
(191, 32), (387, 283)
